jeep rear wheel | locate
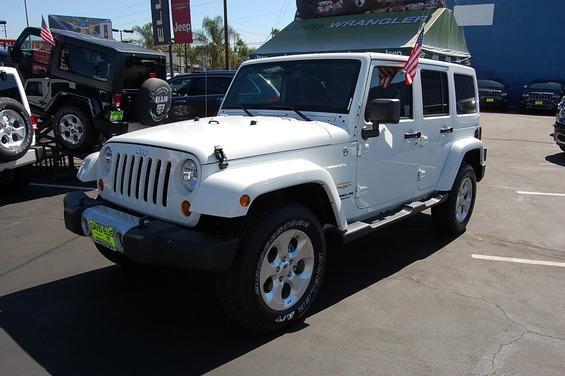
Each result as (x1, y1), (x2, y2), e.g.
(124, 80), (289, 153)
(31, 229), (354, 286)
(560, 145), (565, 152)
(432, 163), (477, 235)
(54, 106), (98, 152)
(216, 204), (326, 332)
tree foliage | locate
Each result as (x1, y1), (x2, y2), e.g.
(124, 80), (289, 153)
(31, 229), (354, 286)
(132, 16), (255, 71)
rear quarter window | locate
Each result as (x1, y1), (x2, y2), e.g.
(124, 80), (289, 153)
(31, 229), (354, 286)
(454, 74), (478, 115)
(0, 73), (22, 103)
(59, 44), (111, 82)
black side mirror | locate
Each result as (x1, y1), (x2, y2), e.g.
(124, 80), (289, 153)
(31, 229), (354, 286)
(362, 99), (401, 140)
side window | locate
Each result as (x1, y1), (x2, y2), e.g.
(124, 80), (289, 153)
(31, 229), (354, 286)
(170, 78), (191, 96)
(366, 66), (413, 120)
(0, 74), (22, 102)
(60, 44), (110, 82)
(19, 34), (52, 77)
(454, 74), (477, 115)
(25, 81), (43, 97)
(421, 70), (449, 116)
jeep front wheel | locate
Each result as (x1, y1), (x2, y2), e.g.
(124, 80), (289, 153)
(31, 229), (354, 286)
(53, 106), (98, 152)
(432, 163), (477, 235)
(216, 204), (326, 332)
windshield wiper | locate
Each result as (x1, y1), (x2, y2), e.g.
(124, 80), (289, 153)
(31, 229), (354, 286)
(229, 105), (254, 117)
(269, 105), (311, 122)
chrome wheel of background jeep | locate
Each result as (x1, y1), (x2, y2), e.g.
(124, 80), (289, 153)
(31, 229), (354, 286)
(59, 114), (85, 147)
(456, 177), (473, 223)
(259, 229), (314, 311)
(0, 109), (26, 150)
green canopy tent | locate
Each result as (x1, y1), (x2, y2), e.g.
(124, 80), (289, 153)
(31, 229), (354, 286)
(255, 8), (470, 64)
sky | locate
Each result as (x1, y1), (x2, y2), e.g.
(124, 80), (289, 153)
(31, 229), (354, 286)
(1, 0), (297, 47)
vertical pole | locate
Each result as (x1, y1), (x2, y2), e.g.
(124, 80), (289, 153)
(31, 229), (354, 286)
(184, 43), (188, 72)
(119, 30), (123, 42)
(223, 0), (229, 70)
(169, 43), (174, 76)
(23, 0), (30, 27)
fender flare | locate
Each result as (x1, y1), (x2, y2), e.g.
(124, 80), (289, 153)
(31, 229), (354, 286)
(437, 138), (486, 192)
(46, 92), (101, 118)
(190, 159), (348, 230)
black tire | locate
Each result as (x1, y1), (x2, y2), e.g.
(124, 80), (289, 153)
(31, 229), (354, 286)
(560, 145), (565, 152)
(135, 78), (172, 126)
(0, 165), (32, 192)
(216, 204), (326, 332)
(0, 97), (34, 162)
(53, 105), (98, 152)
(432, 163), (477, 235)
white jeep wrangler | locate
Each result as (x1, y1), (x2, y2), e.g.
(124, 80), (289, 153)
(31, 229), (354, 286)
(64, 53), (486, 332)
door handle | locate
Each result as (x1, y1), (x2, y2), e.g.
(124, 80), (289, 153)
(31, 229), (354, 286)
(404, 131), (421, 139)
(440, 127), (454, 134)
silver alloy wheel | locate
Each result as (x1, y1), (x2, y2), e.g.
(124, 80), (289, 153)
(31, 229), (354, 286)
(259, 229), (315, 311)
(0, 109), (27, 151)
(59, 113), (85, 147)
(455, 177), (473, 223)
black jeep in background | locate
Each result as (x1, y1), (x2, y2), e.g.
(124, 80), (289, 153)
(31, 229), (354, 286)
(478, 79), (509, 111)
(7, 27), (170, 152)
(521, 81), (564, 113)
(167, 70), (235, 123)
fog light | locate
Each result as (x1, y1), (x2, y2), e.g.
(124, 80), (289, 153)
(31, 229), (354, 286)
(181, 200), (191, 217)
(98, 179), (105, 192)
(81, 217), (91, 236)
(240, 195), (251, 208)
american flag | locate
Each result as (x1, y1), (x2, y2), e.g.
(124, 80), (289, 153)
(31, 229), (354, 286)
(403, 27), (424, 86)
(379, 67), (399, 89)
(40, 16), (56, 47)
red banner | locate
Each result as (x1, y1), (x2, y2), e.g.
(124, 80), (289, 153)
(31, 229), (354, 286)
(171, 0), (193, 44)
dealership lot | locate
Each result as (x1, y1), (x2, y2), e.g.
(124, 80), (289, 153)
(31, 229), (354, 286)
(1, 112), (564, 375)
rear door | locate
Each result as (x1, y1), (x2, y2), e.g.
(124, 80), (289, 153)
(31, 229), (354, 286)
(417, 66), (452, 192)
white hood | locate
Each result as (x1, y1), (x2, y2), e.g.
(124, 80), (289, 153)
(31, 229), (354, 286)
(111, 116), (350, 164)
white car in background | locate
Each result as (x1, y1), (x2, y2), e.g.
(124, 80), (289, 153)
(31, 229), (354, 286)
(0, 66), (41, 191)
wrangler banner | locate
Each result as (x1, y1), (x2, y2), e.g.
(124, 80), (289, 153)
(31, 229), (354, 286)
(296, 0), (445, 19)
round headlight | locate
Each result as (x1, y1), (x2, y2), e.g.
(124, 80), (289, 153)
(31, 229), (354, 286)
(102, 146), (113, 173)
(181, 159), (199, 192)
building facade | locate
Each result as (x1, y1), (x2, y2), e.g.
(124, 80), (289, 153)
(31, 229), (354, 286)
(445, 0), (564, 106)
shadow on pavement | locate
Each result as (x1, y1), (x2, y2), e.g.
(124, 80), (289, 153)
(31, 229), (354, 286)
(545, 152), (565, 167)
(0, 213), (457, 375)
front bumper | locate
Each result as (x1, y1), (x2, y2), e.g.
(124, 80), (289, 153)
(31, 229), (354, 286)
(63, 191), (239, 272)
(522, 100), (559, 110)
(480, 98), (508, 107)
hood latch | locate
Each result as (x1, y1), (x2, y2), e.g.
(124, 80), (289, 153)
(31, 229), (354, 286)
(214, 145), (229, 170)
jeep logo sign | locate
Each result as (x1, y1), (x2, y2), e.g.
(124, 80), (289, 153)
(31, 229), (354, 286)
(171, 0), (193, 44)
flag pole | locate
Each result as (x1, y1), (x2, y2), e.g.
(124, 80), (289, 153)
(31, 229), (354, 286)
(223, 0), (229, 70)
(23, 0), (30, 27)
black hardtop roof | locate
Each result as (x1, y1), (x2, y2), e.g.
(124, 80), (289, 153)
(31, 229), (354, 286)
(27, 27), (165, 57)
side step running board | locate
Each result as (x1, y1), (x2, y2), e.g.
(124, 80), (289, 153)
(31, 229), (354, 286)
(343, 195), (448, 243)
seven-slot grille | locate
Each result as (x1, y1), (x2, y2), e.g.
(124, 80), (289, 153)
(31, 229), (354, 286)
(479, 90), (501, 98)
(110, 152), (172, 207)
(528, 93), (552, 101)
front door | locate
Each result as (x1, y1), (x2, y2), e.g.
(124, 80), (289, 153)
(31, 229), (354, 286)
(355, 64), (421, 211)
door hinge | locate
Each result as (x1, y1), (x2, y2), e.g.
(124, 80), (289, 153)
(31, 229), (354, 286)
(417, 169), (426, 182)
(356, 185), (368, 198)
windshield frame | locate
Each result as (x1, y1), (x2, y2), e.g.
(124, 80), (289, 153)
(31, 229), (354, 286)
(222, 59), (362, 115)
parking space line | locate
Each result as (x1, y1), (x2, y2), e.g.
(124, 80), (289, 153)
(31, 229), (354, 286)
(517, 191), (565, 197)
(472, 254), (565, 268)
(29, 183), (94, 191)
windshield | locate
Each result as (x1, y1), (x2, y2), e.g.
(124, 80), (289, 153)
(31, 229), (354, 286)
(223, 59), (361, 114)
(478, 80), (503, 89)
(528, 82), (562, 92)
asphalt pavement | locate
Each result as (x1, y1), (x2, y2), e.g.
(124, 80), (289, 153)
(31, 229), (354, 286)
(1, 112), (564, 375)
